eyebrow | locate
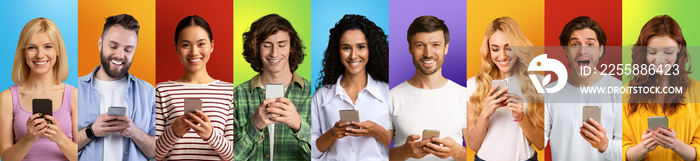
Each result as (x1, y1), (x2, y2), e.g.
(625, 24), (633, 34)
(490, 43), (508, 47)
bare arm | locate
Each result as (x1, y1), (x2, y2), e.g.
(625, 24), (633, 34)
(0, 90), (37, 160)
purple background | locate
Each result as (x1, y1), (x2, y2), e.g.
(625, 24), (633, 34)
(389, 0), (467, 88)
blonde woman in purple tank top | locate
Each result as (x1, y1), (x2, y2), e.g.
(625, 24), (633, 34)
(0, 17), (78, 161)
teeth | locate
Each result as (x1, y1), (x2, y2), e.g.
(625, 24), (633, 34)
(423, 60), (435, 64)
(111, 60), (123, 65)
(269, 59), (281, 63)
(350, 61), (361, 66)
(188, 58), (202, 63)
(34, 61), (48, 65)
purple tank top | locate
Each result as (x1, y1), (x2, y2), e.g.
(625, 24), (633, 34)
(11, 84), (73, 161)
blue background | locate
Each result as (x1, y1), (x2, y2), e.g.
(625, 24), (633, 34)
(310, 0), (390, 94)
(0, 0), (79, 89)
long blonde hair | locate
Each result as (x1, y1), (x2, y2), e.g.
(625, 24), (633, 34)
(468, 17), (544, 129)
(12, 17), (68, 85)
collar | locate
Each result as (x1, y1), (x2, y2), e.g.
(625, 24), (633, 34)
(249, 72), (305, 92)
(332, 73), (385, 102)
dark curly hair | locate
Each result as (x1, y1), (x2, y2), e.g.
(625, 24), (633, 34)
(242, 14), (305, 73)
(317, 14), (389, 89)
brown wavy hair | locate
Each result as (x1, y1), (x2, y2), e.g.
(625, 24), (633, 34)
(242, 14), (305, 73)
(627, 15), (691, 115)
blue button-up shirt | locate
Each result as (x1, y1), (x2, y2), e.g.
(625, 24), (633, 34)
(78, 65), (156, 161)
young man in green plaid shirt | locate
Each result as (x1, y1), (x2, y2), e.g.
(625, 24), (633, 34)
(233, 14), (312, 161)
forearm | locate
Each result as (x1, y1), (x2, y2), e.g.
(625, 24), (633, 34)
(519, 115), (545, 149)
(155, 125), (180, 160)
(55, 137), (78, 161)
(131, 128), (156, 159)
(373, 129), (392, 148)
(77, 128), (91, 149)
(315, 129), (337, 153)
(671, 140), (696, 161)
(1, 136), (35, 160)
(467, 116), (490, 151)
(625, 144), (648, 161)
(389, 144), (411, 161)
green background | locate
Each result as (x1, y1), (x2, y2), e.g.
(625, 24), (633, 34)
(233, 0), (312, 86)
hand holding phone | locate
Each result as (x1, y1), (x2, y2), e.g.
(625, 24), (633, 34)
(265, 84), (285, 99)
(582, 106), (601, 133)
(422, 129), (440, 141)
(491, 80), (508, 100)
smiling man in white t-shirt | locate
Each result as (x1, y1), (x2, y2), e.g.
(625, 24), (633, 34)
(389, 15), (467, 161)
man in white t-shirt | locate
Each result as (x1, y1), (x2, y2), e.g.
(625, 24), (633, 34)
(544, 16), (622, 161)
(389, 15), (467, 161)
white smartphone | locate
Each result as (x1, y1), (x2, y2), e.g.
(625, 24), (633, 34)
(265, 84), (285, 99)
(184, 98), (202, 115)
(491, 80), (507, 99)
(108, 106), (127, 116)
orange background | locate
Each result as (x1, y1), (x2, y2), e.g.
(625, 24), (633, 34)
(77, 0), (157, 85)
(466, 0), (545, 160)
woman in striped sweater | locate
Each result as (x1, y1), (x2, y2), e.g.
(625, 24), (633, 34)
(154, 15), (234, 161)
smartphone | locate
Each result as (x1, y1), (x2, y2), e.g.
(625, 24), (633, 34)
(582, 106), (601, 133)
(265, 84), (285, 99)
(184, 98), (202, 115)
(108, 106), (127, 116)
(32, 99), (52, 123)
(648, 116), (669, 131)
(491, 80), (507, 99)
(422, 129), (440, 141)
(339, 110), (360, 122)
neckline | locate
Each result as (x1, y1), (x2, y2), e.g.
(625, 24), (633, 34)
(16, 84), (69, 114)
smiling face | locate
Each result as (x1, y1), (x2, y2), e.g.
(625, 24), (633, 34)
(646, 35), (679, 74)
(409, 30), (448, 76)
(489, 30), (517, 75)
(25, 32), (57, 75)
(565, 28), (604, 79)
(99, 24), (137, 79)
(176, 26), (214, 73)
(339, 29), (369, 76)
(260, 30), (291, 75)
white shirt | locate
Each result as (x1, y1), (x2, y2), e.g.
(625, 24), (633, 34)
(545, 75), (622, 161)
(93, 77), (128, 161)
(311, 74), (391, 161)
(466, 76), (536, 160)
(390, 80), (467, 161)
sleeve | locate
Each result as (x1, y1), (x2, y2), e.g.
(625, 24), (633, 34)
(621, 103), (636, 161)
(544, 101), (552, 145)
(293, 91), (312, 160)
(601, 102), (622, 161)
(233, 91), (265, 161)
(311, 92), (327, 160)
(154, 87), (179, 160)
(691, 108), (700, 161)
(203, 101), (234, 160)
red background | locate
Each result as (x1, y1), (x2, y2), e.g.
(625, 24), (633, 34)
(544, 0), (623, 83)
(155, 0), (233, 83)
(543, 0), (622, 160)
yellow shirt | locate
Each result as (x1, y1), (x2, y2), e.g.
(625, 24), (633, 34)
(622, 79), (700, 161)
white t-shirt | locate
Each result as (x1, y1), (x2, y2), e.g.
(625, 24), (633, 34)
(390, 80), (467, 161)
(465, 76), (536, 160)
(259, 82), (290, 161)
(93, 77), (128, 161)
(544, 75), (622, 161)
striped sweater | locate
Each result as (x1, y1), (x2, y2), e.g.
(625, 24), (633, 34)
(155, 80), (234, 160)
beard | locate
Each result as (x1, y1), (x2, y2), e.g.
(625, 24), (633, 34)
(413, 56), (444, 76)
(100, 49), (131, 79)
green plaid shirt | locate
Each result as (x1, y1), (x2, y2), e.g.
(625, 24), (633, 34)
(233, 73), (311, 161)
